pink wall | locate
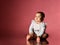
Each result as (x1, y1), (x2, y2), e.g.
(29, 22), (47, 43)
(1, 0), (60, 45)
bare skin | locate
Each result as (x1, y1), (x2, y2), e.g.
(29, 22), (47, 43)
(36, 36), (40, 43)
(26, 33), (48, 43)
(26, 34), (40, 43)
(26, 34), (33, 41)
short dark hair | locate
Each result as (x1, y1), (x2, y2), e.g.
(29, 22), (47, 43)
(37, 11), (45, 21)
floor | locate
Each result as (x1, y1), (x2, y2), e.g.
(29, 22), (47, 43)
(0, 36), (49, 45)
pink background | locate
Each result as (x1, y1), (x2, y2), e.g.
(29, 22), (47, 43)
(1, 0), (60, 45)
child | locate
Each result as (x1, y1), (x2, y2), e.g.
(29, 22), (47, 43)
(26, 12), (48, 43)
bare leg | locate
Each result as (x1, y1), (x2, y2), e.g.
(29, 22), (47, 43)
(26, 34), (34, 41)
(36, 36), (40, 43)
(40, 33), (49, 44)
(42, 33), (48, 39)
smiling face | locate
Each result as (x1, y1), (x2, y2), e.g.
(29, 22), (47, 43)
(34, 13), (41, 22)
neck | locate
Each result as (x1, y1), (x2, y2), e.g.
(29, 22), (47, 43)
(37, 21), (41, 24)
(35, 20), (41, 24)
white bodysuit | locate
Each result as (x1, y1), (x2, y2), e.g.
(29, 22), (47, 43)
(29, 20), (46, 37)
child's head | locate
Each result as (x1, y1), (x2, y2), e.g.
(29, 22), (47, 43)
(34, 11), (45, 22)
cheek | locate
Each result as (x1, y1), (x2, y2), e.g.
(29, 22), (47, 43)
(34, 17), (36, 20)
(38, 18), (40, 20)
(34, 17), (40, 21)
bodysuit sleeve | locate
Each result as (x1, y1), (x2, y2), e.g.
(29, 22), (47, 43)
(29, 20), (34, 34)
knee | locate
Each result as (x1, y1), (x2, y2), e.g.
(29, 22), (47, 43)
(42, 33), (49, 38)
(26, 34), (31, 40)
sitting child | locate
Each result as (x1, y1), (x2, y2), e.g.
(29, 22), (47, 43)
(26, 11), (48, 43)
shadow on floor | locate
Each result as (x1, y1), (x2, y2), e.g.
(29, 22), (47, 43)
(26, 39), (49, 45)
